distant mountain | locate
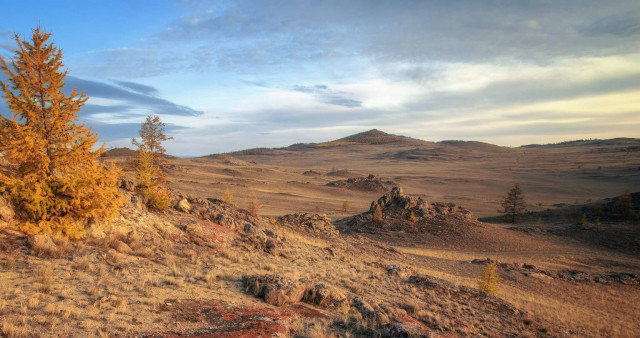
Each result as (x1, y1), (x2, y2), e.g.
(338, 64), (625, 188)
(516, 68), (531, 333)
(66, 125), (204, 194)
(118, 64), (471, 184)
(101, 147), (137, 157)
(522, 138), (640, 148)
(330, 129), (428, 146)
(208, 130), (639, 158)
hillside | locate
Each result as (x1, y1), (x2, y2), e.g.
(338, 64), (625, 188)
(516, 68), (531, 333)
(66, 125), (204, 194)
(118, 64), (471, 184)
(3, 183), (640, 336)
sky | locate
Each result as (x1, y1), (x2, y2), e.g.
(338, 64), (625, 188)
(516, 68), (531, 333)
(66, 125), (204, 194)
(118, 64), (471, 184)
(0, 0), (639, 156)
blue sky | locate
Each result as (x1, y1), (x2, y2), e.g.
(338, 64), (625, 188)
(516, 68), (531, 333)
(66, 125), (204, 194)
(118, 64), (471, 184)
(1, 0), (639, 156)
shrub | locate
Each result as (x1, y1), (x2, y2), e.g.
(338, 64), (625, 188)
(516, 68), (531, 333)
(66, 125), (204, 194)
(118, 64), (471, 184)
(342, 201), (351, 212)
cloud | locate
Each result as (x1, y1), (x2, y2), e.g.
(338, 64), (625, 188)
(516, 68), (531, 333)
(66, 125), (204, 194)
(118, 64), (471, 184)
(583, 12), (640, 37)
(291, 84), (361, 108)
(66, 76), (202, 117)
(114, 81), (159, 96)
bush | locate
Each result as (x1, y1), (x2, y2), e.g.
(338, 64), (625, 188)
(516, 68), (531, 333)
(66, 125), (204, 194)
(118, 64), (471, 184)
(140, 187), (171, 211)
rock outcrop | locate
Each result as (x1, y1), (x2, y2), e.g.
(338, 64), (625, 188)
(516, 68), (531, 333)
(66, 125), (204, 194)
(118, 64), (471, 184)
(342, 187), (475, 234)
(326, 174), (388, 192)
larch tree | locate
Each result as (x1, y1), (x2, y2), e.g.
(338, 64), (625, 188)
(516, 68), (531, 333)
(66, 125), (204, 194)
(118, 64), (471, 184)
(498, 183), (526, 224)
(132, 115), (172, 210)
(0, 27), (122, 238)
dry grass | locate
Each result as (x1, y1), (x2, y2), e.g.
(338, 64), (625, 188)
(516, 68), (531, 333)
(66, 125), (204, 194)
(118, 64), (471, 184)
(34, 265), (53, 294)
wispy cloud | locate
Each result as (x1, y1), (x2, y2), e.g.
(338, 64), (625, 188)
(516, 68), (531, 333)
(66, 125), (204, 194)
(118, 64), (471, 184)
(66, 77), (202, 118)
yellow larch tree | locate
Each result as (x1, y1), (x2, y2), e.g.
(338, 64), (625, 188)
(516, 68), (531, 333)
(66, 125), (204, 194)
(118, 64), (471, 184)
(132, 115), (172, 210)
(0, 27), (122, 238)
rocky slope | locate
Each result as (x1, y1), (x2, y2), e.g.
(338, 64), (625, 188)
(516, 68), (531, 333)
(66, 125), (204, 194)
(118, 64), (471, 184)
(0, 183), (584, 337)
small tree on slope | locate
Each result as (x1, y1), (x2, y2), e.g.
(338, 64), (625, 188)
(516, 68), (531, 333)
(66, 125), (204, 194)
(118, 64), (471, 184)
(0, 27), (121, 237)
(478, 262), (499, 295)
(499, 183), (526, 224)
(132, 115), (172, 210)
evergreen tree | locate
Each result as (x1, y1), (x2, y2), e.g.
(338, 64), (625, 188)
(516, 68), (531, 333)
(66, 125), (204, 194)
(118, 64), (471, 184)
(499, 183), (526, 224)
(0, 27), (121, 238)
